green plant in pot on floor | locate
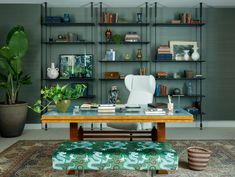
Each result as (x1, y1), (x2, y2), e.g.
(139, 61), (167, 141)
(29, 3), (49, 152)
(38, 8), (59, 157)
(0, 25), (31, 137)
(30, 84), (86, 113)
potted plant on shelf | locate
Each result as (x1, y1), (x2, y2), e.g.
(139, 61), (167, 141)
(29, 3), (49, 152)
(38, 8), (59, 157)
(30, 84), (86, 113)
(0, 25), (31, 137)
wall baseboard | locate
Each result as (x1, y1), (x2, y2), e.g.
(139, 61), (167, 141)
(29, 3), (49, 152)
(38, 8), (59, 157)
(25, 121), (235, 129)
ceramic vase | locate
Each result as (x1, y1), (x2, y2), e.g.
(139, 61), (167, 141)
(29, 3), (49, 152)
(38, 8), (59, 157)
(63, 13), (70, 23)
(56, 100), (71, 113)
(192, 46), (200, 61)
(47, 63), (59, 79)
(183, 50), (190, 61)
(136, 49), (142, 60)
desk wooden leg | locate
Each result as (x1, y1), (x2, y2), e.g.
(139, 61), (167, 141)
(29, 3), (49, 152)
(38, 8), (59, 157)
(157, 123), (168, 174)
(157, 123), (166, 142)
(70, 123), (78, 141)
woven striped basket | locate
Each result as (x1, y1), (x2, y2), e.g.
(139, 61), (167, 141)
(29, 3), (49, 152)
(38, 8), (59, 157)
(187, 146), (212, 171)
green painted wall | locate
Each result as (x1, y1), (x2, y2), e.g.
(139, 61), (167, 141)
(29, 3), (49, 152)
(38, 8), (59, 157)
(0, 4), (41, 123)
(0, 4), (235, 123)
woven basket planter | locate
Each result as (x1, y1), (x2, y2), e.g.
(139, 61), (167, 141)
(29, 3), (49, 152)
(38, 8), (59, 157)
(187, 146), (212, 171)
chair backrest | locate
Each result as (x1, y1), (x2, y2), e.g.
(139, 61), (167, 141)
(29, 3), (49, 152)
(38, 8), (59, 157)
(125, 74), (156, 104)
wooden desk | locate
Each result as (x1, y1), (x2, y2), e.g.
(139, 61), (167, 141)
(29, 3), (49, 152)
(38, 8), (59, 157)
(42, 107), (193, 142)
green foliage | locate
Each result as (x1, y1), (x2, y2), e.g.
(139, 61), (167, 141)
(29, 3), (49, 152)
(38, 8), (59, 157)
(0, 25), (31, 104)
(113, 34), (122, 45)
(29, 84), (86, 113)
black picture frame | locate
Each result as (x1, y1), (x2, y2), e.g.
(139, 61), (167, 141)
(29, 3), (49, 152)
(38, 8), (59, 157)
(59, 54), (93, 78)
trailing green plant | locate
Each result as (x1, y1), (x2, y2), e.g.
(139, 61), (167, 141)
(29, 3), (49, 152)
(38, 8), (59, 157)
(29, 84), (86, 113)
(0, 25), (31, 104)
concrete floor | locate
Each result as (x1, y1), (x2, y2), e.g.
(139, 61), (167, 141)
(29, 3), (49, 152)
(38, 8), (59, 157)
(0, 127), (235, 152)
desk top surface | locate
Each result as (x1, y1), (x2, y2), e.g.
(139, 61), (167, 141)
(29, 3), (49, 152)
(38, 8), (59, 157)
(42, 106), (193, 123)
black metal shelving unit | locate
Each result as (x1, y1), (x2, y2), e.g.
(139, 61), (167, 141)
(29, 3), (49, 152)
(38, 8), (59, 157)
(99, 2), (150, 103)
(153, 2), (205, 129)
(41, 2), (95, 129)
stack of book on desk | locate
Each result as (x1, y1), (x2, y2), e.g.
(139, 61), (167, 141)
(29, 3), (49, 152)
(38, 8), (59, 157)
(80, 103), (98, 110)
(98, 104), (115, 113)
(144, 108), (166, 115)
(125, 104), (141, 112)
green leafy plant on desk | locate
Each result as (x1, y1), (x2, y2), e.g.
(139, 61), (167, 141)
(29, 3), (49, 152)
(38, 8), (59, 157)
(29, 84), (86, 113)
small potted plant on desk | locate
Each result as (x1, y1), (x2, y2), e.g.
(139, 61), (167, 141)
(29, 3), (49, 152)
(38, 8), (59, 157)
(30, 84), (86, 113)
(0, 25), (31, 137)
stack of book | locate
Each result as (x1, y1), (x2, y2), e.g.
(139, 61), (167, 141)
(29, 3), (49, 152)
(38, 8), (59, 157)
(98, 104), (115, 113)
(102, 12), (118, 23)
(156, 45), (172, 60)
(125, 104), (141, 112)
(155, 83), (168, 96)
(45, 16), (61, 23)
(124, 32), (140, 42)
(144, 108), (166, 115)
(179, 13), (192, 24)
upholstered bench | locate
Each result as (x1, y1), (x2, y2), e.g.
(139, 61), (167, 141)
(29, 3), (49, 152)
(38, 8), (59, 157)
(52, 141), (178, 176)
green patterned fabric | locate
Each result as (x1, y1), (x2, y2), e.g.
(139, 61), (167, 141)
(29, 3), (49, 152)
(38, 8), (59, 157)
(52, 141), (178, 171)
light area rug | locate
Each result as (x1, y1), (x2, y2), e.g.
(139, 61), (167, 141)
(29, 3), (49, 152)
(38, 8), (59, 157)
(0, 140), (234, 177)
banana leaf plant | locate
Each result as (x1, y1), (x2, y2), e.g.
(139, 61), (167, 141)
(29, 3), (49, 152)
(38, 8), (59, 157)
(0, 25), (31, 104)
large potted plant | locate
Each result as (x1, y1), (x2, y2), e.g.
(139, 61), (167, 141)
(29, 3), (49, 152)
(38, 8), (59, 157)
(30, 84), (86, 113)
(0, 25), (31, 137)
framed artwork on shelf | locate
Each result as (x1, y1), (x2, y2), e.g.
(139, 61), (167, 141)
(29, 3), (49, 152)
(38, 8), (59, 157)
(59, 54), (93, 78)
(169, 41), (197, 60)
(70, 83), (88, 97)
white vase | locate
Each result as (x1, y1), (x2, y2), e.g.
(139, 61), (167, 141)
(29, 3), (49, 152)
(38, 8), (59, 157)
(47, 63), (59, 79)
(192, 46), (200, 61)
(183, 50), (190, 61)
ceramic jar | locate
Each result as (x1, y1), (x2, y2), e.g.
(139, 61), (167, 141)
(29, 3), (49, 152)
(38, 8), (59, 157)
(192, 46), (200, 61)
(47, 63), (59, 79)
(136, 48), (142, 60)
(183, 50), (190, 61)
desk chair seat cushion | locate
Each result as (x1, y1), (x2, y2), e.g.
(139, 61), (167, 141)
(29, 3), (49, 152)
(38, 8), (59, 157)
(52, 141), (178, 171)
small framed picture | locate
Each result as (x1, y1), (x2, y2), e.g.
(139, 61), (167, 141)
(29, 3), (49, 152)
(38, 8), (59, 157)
(169, 41), (197, 60)
(59, 54), (93, 78)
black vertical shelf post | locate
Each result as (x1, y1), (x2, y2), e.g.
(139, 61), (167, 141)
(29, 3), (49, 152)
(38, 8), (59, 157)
(99, 2), (103, 106)
(42, 2), (48, 130)
(145, 2), (148, 73)
(199, 2), (203, 130)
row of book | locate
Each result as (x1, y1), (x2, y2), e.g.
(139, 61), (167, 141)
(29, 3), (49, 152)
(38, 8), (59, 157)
(55, 32), (80, 42)
(179, 13), (192, 24)
(156, 45), (172, 60)
(178, 13), (201, 24)
(102, 12), (118, 23)
(156, 83), (168, 96)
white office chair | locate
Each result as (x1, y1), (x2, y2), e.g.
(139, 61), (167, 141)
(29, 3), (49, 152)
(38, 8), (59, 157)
(107, 74), (156, 130)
